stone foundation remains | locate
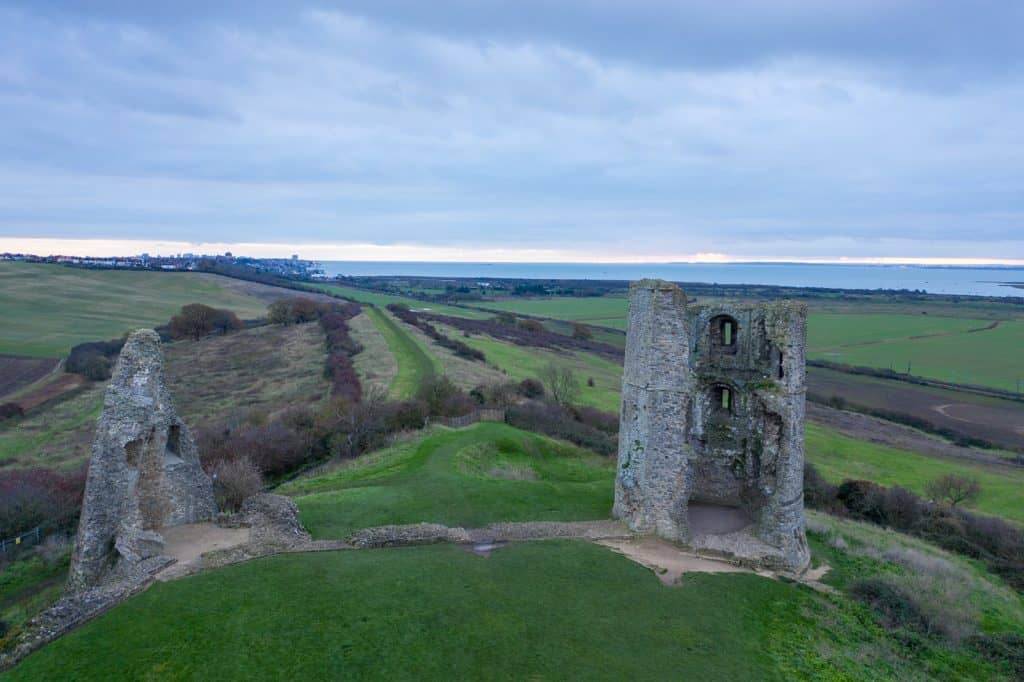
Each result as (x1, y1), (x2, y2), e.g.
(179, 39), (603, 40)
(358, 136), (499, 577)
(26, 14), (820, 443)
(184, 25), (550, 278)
(613, 280), (810, 573)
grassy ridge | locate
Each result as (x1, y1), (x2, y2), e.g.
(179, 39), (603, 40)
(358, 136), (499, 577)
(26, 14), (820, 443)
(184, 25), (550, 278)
(806, 422), (1024, 523)
(365, 307), (437, 399)
(285, 423), (614, 539)
(0, 263), (271, 357)
(6, 542), (854, 681)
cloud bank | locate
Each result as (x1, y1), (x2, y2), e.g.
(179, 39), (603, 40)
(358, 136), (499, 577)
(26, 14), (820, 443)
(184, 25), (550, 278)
(1, 1), (1022, 261)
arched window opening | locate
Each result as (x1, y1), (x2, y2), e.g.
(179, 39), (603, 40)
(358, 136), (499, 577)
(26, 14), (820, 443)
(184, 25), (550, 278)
(777, 351), (785, 380)
(712, 385), (734, 414)
(710, 315), (739, 354)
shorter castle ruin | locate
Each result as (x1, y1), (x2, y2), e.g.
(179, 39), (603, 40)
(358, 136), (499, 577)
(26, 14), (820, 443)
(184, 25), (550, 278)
(68, 329), (216, 592)
(614, 280), (810, 573)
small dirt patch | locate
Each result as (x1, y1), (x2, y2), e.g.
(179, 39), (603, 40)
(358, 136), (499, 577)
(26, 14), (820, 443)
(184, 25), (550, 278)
(157, 523), (251, 578)
(596, 537), (756, 585)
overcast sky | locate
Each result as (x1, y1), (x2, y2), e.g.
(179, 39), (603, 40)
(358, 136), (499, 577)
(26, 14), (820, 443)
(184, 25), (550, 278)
(1, 1), (1022, 262)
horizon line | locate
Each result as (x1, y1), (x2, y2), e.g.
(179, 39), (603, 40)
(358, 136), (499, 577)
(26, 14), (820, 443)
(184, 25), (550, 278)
(2, 237), (1023, 267)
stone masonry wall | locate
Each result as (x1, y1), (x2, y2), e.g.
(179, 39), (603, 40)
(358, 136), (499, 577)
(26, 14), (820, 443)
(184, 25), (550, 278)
(613, 280), (810, 573)
(67, 329), (216, 592)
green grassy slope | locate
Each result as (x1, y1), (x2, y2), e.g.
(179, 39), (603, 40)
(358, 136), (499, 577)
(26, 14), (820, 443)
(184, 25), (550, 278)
(4, 542), (870, 681)
(364, 307), (438, 399)
(283, 423), (614, 538)
(447, 328), (623, 412)
(806, 423), (1024, 523)
(0, 263), (271, 357)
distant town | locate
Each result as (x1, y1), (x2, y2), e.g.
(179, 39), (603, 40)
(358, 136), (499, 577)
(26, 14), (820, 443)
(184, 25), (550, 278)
(0, 251), (327, 279)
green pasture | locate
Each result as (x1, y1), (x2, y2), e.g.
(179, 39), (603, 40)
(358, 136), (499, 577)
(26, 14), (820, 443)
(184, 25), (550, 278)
(313, 284), (490, 319)
(285, 423), (614, 539)
(365, 307), (438, 399)
(807, 313), (986, 352)
(809, 320), (1024, 392)
(806, 423), (1024, 523)
(448, 327), (623, 412)
(0, 263), (270, 357)
(481, 296), (629, 329)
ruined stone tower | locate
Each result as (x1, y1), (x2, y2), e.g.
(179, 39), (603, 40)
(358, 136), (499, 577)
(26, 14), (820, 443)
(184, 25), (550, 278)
(613, 280), (810, 573)
(68, 329), (216, 592)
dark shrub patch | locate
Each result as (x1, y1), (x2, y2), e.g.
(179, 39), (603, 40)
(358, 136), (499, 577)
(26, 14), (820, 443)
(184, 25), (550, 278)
(849, 577), (928, 632)
(518, 378), (545, 399)
(507, 400), (617, 456)
(66, 338), (125, 380)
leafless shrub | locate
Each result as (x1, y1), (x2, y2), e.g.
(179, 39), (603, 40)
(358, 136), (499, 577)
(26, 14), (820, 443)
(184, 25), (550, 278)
(211, 457), (263, 512)
(925, 474), (982, 508)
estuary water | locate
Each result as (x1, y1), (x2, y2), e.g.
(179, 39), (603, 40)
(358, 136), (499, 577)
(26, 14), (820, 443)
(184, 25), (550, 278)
(320, 262), (1024, 298)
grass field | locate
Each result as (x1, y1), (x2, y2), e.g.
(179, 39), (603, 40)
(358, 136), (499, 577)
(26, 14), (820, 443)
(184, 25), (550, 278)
(284, 423), (615, 538)
(0, 263), (273, 357)
(444, 326), (623, 412)
(807, 313), (987, 351)
(313, 284), (491, 319)
(365, 307), (438, 399)
(2, 542), (887, 681)
(348, 312), (398, 396)
(481, 296), (629, 329)
(810, 320), (1024, 392)
(806, 422), (1024, 523)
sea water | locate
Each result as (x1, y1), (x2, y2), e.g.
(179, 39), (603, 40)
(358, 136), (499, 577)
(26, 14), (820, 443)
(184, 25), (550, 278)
(319, 262), (1024, 298)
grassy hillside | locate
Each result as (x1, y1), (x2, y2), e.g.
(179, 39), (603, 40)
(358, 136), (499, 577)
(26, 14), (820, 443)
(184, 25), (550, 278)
(806, 423), (1024, 523)
(441, 325), (623, 412)
(0, 323), (329, 470)
(283, 423), (615, 538)
(0, 263), (272, 357)
(2, 542), (878, 681)
(364, 307), (438, 399)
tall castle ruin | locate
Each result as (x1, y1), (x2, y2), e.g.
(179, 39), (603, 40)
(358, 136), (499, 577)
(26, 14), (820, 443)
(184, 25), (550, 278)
(613, 280), (810, 573)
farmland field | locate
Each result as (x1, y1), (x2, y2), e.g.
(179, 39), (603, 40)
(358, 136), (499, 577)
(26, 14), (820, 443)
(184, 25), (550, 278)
(0, 356), (59, 400)
(481, 296), (629, 329)
(807, 366), (1024, 451)
(806, 422), (1024, 523)
(0, 263), (275, 357)
(809, 320), (1024, 392)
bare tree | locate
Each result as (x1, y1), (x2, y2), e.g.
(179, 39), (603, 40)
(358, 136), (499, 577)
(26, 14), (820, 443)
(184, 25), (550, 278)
(540, 363), (580, 407)
(925, 474), (982, 507)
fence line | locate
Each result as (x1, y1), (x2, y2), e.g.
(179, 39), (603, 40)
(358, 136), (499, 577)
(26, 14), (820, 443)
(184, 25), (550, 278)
(0, 515), (78, 557)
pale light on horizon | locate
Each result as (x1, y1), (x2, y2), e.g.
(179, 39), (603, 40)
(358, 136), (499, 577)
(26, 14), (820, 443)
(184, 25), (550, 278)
(2, 238), (1023, 267)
